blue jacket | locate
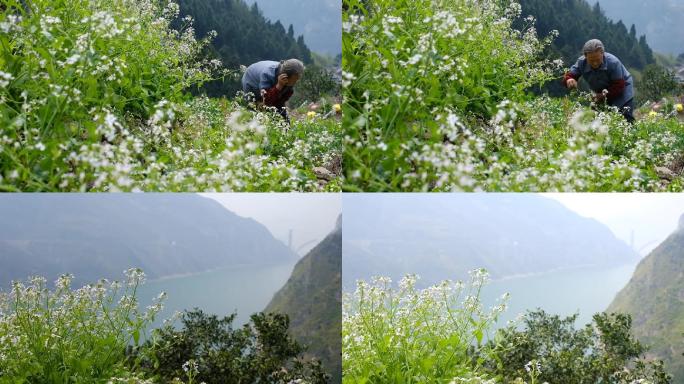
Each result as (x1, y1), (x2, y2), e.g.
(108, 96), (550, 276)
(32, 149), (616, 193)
(567, 52), (634, 108)
(242, 60), (280, 94)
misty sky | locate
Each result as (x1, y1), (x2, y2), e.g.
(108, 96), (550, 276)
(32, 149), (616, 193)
(203, 193), (341, 256)
(547, 193), (684, 256)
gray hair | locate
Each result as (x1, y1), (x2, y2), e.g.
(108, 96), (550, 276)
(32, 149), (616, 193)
(280, 59), (305, 77)
(583, 39), (604, 54)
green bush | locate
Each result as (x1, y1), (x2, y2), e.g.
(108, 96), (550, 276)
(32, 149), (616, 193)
(342, 269), (673, 383)
(0, 269), (161, 383)
(288, 64), (340, 107)
(636, 64), (681, 105)
(479, 310), (672, 384)
(134, 309), (329, 384)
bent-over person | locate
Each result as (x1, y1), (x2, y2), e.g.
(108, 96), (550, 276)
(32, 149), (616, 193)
(563, 39), (635, 123)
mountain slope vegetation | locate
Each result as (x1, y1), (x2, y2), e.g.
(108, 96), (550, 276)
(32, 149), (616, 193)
(589, 0), (684, 56)
(609, 215), (684, 382)
(175, 0), (313, 97)
(244, 0), (341, 56)
(266, 216), (342, 383)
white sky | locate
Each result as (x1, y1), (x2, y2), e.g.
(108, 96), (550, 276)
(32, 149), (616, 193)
(202, 193), (341, 256)
(545, 193), (684, 256)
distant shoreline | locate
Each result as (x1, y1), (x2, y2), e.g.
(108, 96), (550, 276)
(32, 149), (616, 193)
(149, 260), (296, 283)
(490, 261), (638, 282)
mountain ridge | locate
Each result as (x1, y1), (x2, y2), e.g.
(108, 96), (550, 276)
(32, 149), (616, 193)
(0, 194), (297, 288)
(343, 194), (639, 288)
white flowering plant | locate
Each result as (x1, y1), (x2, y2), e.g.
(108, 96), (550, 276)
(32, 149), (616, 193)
(342, 269), (509, 383)
(0, 269), (163, 383)
(0, 0), (342, 191)
(342, 0), (684, 191)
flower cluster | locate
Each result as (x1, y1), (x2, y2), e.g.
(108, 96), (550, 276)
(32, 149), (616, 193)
(0, 270), (164, 382)
(343, 269), (509, 382)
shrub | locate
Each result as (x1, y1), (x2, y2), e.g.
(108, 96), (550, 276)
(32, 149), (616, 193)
(288, 64), (340, 107)
(636, 64), (681, 105)
(134, 309), (329, 384)
(478, 310), (672, 384)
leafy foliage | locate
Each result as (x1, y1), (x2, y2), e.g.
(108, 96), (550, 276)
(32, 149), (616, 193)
(288, 64), (341, 108)
(636, 64), (682, 105)
(134, 309), (329, 384)
(0, 271), (329, 384)
(478, 310), (672, 384)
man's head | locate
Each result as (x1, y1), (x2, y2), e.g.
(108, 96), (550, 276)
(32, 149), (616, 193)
(280, 59), (305, 86)
(583, 39), (605, 69)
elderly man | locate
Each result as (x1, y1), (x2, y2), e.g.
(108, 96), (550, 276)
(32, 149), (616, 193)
(241, 59), (304, 122)
(563, 39), (635, 123)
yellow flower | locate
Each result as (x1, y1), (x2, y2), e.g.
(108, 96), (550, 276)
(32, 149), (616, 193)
(676, 103), (683, 113)
(307, 111), (317, 118)
(649, 111), (658, 117)
(333, 103), (342, 113)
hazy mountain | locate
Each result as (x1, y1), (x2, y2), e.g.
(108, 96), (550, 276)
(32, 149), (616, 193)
(244, 0), (341, 55)
(608, 214), (684, 382)
(343, 194), (638, 288)
(265, 215), (342, 383)
(0, 194), (297, 288)
(590, 0), (684, 55)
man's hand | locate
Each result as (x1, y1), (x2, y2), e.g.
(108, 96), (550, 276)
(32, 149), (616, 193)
(566, 78), (578, 89)
(276, 73), (289, 90)
(592, 92), (607, 103)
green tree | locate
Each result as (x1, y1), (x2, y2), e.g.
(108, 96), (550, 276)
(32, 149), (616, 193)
(288, 64), (340, 106)
(134, 309), (329, 384)
(479, 310), (672, 384)
(637, 64), (681, 103)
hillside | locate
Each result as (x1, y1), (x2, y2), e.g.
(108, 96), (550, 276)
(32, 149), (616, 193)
(265, 215), (342, 383)
(343, 194), (638, 287)
(0, 194), (297, 288)
(608, 215), (684, 382)
(589, 0), (684, 56)
(244, 0), (341, 56)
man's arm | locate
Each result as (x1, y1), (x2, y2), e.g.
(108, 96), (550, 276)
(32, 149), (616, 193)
(562, 58), (583, 88)
(605, 61), (627, 103)
(262, 87), (294, 108)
